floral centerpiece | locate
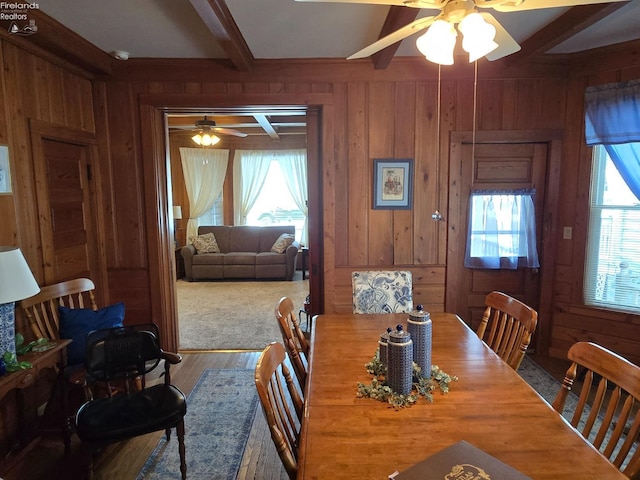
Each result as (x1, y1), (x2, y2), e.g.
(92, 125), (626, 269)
(356, 348), (458, 409)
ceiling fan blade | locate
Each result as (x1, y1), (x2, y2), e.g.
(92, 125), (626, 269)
(213, 127), (248, 138)
(347, 14), (441, 59)
(489, 0), (628, 13)
(480, 12), (521, 61)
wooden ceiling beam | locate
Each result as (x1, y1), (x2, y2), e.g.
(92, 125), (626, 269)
(371, 6), (420, 70)
(507, 2), (629, 66)
(189, 0), (254, 72)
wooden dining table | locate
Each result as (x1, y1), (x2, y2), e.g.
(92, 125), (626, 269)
(297, 312), (626, 479)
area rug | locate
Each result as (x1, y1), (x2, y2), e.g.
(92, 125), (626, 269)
(177, 275), (309, 350)
(136, 368), (258, 479)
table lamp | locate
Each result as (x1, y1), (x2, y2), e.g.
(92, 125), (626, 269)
(0, 247), (40, 357)
(173, 205), (182, 247)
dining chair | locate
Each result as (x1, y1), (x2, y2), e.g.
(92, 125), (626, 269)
(552, 341), (640, 479)
(275, 296), (308, 388)
(75, 323), (187, 479)
(352, 270), (413, 314)
(255, 342), (304, 480)
(477, 291), (538, 370)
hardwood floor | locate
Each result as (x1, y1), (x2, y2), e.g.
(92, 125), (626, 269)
(4, 351), (288, 480)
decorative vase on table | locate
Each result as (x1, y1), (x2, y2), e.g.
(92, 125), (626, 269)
(387, 324), (413, 395)
(0, 247), (41, 359)
(407, 304), (432, 378)
(378, 327), (392, 367)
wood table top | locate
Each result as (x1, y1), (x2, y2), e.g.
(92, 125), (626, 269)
(297, 313), (625, 479)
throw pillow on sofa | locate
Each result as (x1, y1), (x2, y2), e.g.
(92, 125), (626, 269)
(59, 302), (125, 366)
(191, 232), (220, 253)
(271, 233), (295, 253)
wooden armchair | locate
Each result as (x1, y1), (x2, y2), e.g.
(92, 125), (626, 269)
(20, 278), (98, 342)
(477, 291), (538, 370)
(552, 342), (640, 479)
(275, 297), (309, 388)
(255, 342), (304, 480)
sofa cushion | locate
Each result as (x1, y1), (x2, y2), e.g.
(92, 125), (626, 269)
(224, 252), (257, 265)
(271, 233), (295, 253)
(229, 227), (261, 252)
(256, 252), (288, 265)
(191, 232), (220, 254)
(192, 253), (225, 265)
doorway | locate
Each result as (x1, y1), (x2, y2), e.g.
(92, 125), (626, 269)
(446, 130), (562, 354)
(29, 119), (106, 298)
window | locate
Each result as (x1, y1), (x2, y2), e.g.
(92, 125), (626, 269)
(464, 190), (539, 269)
(202, 193), (223, 226)
(584, 145), (640, 312)
(245, 160), (305, 243)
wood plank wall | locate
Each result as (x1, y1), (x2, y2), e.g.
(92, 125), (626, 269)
(1, 35), (640, 368)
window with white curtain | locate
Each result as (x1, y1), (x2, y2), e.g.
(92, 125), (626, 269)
(464, 190), (540, 270)
(202, 193), (224, 226)
(245, 160), (305, 243)
(584, 145), (640, 312)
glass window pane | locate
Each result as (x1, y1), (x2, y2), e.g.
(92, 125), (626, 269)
(584, 145), (640, 312)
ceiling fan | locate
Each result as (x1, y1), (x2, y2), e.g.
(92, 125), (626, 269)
(295, 0), (628, 64)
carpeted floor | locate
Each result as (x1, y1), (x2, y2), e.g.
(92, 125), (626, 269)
(177, 272), (309, 350)
(137, 368), (259, 479)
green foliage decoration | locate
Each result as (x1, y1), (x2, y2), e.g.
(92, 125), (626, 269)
(356, 349), (458, 409)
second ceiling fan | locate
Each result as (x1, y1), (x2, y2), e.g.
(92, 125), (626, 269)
(295, 0), (628, 64)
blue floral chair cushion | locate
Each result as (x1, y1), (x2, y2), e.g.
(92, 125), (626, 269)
(352, 271), (413, 314)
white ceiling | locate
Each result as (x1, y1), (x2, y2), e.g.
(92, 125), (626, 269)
(38, 0), (640, 61)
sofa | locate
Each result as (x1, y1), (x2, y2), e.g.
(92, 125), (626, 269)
(181, 225), (299, 281)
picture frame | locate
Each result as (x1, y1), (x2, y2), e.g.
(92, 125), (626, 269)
(0, 145), (10, 194)
(373, 158), (413, 210)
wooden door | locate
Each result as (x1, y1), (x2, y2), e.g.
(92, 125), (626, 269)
(30, 121), (104, 292)
(447, 130), (561, 351)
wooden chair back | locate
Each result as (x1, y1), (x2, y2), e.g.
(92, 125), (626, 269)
(255, 342), (303, 480)
(19, 278), (97, 340)
(552, 342), (640, 478)
(275, 297), (308, 388)
(477, 291), (538, 370)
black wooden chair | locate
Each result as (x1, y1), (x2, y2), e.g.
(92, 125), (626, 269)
(74, 323), (187, 479)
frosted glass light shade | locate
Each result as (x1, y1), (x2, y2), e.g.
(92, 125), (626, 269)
(173, 205), (183, 220)
(459, 12), (498, 62)
(192, 130), (221, 146)
(416, 20), (457, 66)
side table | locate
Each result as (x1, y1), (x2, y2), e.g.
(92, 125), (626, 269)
(0, 339), (71, 475)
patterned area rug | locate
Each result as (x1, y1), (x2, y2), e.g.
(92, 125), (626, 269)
(136, 368), (258, 479)
(177, 274), (309, 350)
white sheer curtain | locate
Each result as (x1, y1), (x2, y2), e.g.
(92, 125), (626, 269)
(277, 149), (308, 246)
(232, 150), (272, 225)
(464, 190), (540, 269)
(180, 147), (229, 241)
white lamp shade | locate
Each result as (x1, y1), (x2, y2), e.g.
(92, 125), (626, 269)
(173, 205), (183, 220)
(0, 247), (40, 304)
(416, 20), (457, 66)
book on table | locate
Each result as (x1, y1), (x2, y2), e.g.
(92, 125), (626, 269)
(389, 440), (532, 480)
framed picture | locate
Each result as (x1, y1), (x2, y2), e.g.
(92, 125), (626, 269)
(0, 145), (10, 194)
(373, 158), (413, 209)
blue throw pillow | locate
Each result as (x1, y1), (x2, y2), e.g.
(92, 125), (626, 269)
(59, 302), (125, 366)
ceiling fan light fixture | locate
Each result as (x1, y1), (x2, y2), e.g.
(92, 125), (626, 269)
(416, 19), (457, 66)
(459, 12), (498, 62)
(191, 128), (221, 147)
